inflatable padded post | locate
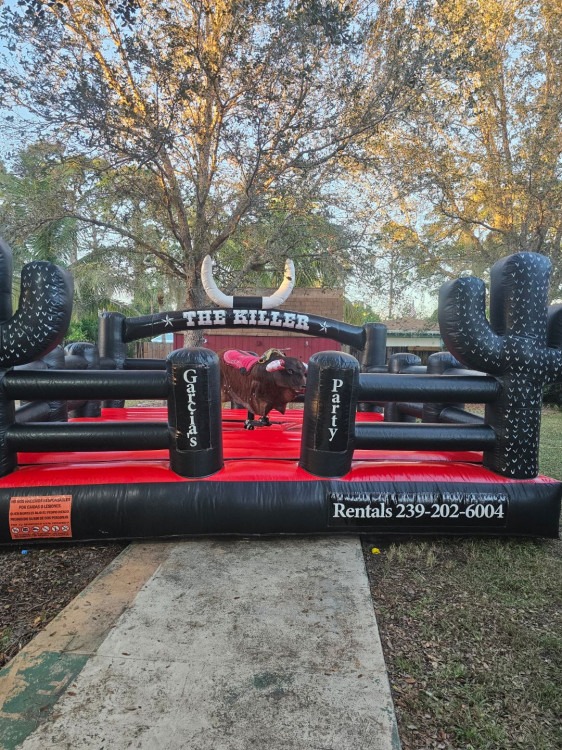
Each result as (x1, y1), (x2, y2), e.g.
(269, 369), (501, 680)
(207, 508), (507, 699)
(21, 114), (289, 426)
(42, 345), (65, 369)
(167, 348), (223, 477)
(42, 345), (68, 421)
(358, 323), (387, 413)
(98, 312), (126, 369)
(14, 357), (69, 424)
(388, 352), (422, 374)
(65, 342), (101, 417)
(384, 353), (421, 422)
(422, 352), (464, 423)
(98, 312), (127, 408)
(547, 304), (562, 348)
(299, 351), (359, 477)
(439, 252), (562, 478)
(0, 372), (16, 476)
(361, 323), (387, 370)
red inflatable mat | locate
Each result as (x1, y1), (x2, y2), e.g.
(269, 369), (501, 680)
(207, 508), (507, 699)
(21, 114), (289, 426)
(14, 407), (484, 467)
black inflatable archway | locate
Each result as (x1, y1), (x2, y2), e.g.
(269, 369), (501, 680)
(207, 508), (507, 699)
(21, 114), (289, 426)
(0, 240), (560, 543)
(126, 307), (368, 348)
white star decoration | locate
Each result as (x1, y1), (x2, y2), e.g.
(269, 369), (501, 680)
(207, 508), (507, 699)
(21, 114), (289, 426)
(162, 314), (174, 327)
(319, 321), (329, 333)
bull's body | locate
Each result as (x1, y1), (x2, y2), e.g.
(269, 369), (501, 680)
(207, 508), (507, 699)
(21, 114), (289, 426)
(219, 349), (306, 422)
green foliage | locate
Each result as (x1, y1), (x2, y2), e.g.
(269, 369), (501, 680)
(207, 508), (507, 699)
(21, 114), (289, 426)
(344, 299), (380, 326)
(214, 200), (353, 292)
(0, 142), (188, 320)
(543, 381), (562, 410)
(65, 316), (99, 345)
(357, 0), (562, 293)
(0, 0), (435, 309)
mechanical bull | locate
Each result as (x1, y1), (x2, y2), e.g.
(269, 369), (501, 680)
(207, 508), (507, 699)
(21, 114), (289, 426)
(219, 349), (307, 428)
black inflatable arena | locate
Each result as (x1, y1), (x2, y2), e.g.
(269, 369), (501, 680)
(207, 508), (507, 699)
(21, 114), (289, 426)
(0, 238), (561, 543)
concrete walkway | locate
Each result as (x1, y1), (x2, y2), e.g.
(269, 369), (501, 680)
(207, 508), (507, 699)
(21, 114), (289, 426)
(0, 538), (401, 750)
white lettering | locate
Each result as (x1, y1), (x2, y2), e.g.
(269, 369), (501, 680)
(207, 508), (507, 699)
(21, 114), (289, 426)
(182, 311), (197, 326)
(213, 310), (226, 325)
(183, 369), (197, 384)
(332, 379), (344, 392)
(269, 311), (283, 327)
(234, 310), (248, 324)
(257, 310), (270, 325)
(295, 314), (310, 331)
(197, 310), (213, 326)
(329, 427), (338, 441)
(333, 502), (346, 518)
(283, 312), (296, 328)
(248, 310), (257, 325)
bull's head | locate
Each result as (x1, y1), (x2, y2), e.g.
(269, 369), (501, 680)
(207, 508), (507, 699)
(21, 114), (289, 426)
(263, 351), (307, 396)
(201, 256), (295, 309)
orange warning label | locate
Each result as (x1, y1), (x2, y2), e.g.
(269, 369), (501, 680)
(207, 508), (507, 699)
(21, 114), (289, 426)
(9, 495), (72, 540)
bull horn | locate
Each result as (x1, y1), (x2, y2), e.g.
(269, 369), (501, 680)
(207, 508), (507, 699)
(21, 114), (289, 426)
(201, 255), (233, 308)
(201, 256), (295, 309)
(261, 259), (295, 309)
(266, 359), (285, 372)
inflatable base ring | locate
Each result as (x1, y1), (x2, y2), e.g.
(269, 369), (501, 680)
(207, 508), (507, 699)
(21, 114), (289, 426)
(3, 409), (560, 543)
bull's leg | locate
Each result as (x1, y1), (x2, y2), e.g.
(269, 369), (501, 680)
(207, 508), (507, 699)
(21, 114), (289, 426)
(244, 411), (272, 429)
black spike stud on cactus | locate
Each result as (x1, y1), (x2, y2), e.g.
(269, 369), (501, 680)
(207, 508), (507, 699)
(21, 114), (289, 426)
(0, 237), (73, 368)
(439, 252), (562, 479)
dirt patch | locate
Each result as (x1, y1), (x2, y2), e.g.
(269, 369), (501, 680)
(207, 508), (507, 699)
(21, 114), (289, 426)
(0, 542), (126, 668)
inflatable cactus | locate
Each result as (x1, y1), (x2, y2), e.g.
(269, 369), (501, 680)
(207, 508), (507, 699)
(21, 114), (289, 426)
(439, 252), (562, 479)
(0, 237), (73, 368)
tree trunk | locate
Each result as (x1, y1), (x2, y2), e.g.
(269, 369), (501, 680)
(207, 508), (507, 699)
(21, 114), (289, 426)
(181, 259), (209, 347)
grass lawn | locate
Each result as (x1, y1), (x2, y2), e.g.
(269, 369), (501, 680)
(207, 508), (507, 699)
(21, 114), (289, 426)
(363, 407), (562, 750)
